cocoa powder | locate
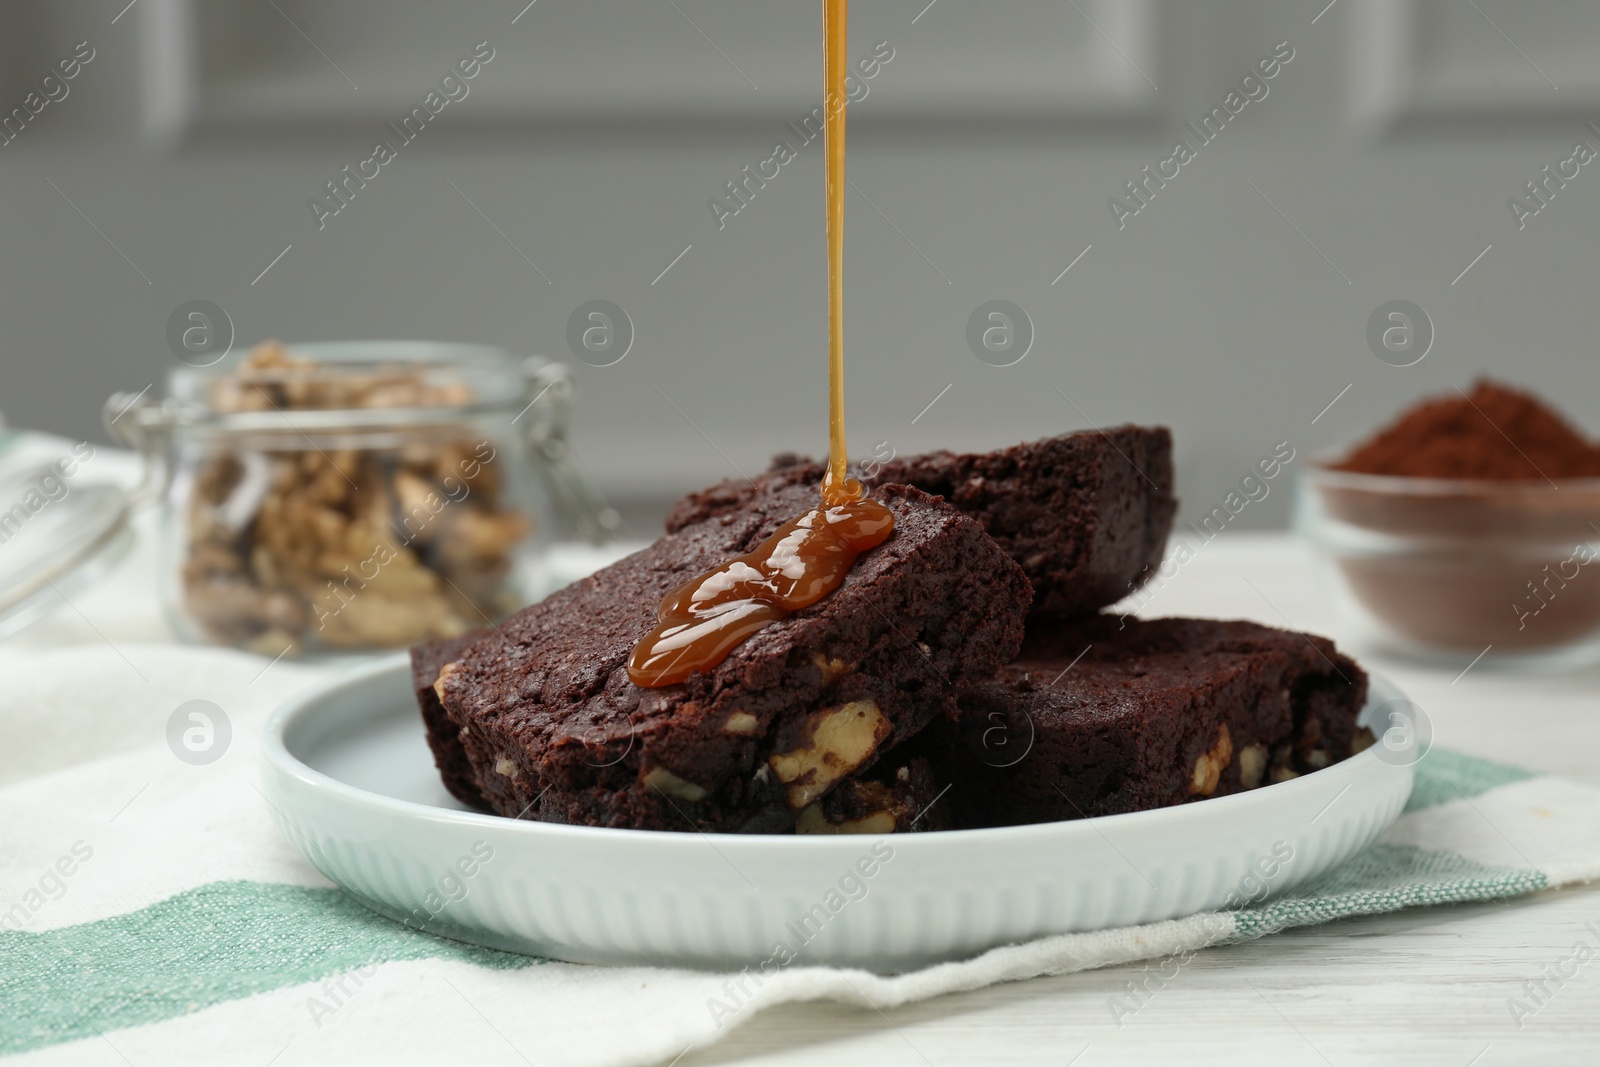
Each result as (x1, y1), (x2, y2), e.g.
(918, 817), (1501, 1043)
(1315, 379), (1600, 654)
(1334, 379), (1600, 480)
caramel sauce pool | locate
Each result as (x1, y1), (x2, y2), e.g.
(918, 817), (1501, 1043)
(626, 497), (893, 687)
(628, 0), (893, 689)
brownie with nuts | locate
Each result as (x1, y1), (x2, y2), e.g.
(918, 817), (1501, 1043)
(663, 427), (1176, 621)
(423, 482), (1031, 833)
(922, 616), (1370, 828)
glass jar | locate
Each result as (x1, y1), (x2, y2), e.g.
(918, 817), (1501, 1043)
(106, 341), (616, 656)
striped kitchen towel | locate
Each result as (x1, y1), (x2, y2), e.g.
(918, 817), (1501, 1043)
(2, 646), (1597, 1067)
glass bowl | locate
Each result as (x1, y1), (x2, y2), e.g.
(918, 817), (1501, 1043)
(1295, 462), (1600, 664)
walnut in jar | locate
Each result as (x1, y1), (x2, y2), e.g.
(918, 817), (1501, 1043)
(180, 341), (531, 653)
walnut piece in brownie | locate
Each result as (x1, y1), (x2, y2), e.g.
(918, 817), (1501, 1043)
(663, 427), (1176, 621)
(923, 615), (1371, 828)
(426, 483), (1031, 833)
(797, 757), (951, 834)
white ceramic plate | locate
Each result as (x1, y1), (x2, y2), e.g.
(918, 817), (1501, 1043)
(262, 655), (1413, 972)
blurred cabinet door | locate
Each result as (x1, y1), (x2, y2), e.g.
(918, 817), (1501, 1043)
(1351, 0), (1600, 129)
(138, 0), (1159, 140)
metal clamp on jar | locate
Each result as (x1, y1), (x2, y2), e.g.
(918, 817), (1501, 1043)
(105, 340), (616, 656)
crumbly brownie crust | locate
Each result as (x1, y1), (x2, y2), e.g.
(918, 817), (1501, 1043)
(663, 427), (1176, 620)
(925, 616), (1370, 828)
(412, 629), (492, 810)
(430, 483), (1031, 833)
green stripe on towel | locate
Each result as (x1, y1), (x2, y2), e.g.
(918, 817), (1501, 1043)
(0, 881), (542, 1056)
(1229, 843), (1548, 942)
(1403, 748), (1538, 813)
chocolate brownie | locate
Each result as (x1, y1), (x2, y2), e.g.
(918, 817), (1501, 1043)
(425, 482), (1031, 833)
(663, 427), (1176, 620)
(924, 616), (1370, 828)
(413, 629), (493, 810)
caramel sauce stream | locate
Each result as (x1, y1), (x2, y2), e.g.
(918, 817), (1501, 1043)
(628, 0), (892, 689)
(822, 0), (855, 506)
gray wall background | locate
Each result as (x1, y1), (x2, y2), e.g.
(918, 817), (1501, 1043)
(2, 0), (1598, 534)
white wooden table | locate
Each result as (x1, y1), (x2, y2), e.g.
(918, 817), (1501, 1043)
(7, 440), (1597, 1067)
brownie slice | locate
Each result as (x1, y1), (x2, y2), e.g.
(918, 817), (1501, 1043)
(424, 482), (1031, 833)
(663, 427), (1176, 620)
(924, 616), (1370, 828)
